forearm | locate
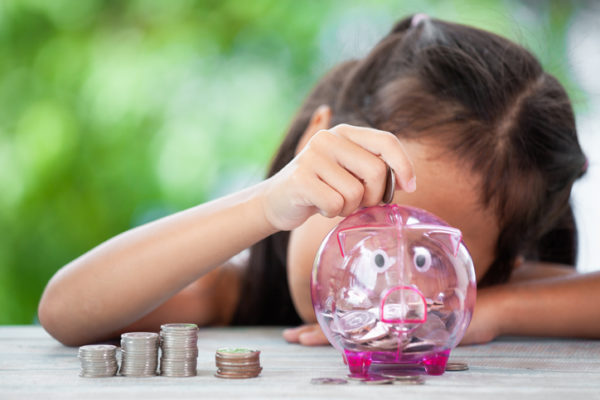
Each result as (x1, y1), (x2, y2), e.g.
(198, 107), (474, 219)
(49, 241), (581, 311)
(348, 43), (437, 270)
(39, 183), (276, 345)
(494, 271), (600, 338)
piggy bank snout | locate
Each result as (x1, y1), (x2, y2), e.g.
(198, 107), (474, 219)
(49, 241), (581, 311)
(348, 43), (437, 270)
(380, 285), (427, 324)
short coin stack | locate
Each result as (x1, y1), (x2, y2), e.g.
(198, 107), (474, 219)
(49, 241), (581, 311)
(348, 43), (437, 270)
(78, 345), (118, 377)
(120, 332), (159, 377)
(215, 348), (262, 379)
(159, 323), (198, 377)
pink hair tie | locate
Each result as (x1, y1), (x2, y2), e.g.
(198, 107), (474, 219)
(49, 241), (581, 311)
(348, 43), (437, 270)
(411, 13), (429, 27)
(582, 157), (589, 173)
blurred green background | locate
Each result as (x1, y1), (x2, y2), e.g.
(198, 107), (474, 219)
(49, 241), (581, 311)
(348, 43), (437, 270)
(0, 0), (594, 324)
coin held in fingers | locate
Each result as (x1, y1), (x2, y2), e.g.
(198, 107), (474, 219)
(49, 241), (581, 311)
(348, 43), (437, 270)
(382, 164), (395, 204)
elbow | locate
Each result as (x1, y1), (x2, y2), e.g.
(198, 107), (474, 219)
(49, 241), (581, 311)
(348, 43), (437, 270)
(38, 289), (85, 347)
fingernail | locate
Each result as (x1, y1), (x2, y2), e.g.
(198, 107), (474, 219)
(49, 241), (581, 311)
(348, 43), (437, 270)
(406, 177), (416, 192)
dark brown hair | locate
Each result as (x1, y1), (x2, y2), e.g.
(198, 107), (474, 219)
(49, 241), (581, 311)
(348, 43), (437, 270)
(232, 15), (587, 325)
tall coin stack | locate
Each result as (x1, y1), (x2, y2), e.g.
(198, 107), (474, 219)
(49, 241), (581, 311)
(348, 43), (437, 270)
(159, 323), (198, 377)
(120, 332), (159, 377)
(78, 344), (118, 378)
(215, 348), (262, 379)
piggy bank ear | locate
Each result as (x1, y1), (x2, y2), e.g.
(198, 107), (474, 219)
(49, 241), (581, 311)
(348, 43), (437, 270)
(427, 226), (462, 257)
(337, 225), (397, 258)
(407, 224), (462, 257)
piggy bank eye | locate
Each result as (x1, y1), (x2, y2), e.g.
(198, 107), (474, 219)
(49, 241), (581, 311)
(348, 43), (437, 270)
(372, 249), (393, 272)
(413, 246), (432, 272)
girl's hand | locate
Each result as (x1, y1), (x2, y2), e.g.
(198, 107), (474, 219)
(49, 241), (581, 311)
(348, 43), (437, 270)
(260, 124), (416, 231)
(282, 323), (329, 346)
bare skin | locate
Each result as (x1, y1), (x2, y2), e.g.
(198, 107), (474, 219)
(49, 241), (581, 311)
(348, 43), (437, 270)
(38, 105), (600, 348)
(38, 108), (416, 346)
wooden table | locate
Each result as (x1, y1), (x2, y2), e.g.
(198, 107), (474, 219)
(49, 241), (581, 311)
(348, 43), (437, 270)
(0, 326), (599, 399)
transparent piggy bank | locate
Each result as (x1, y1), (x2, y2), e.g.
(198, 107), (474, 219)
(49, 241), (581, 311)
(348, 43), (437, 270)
(311, 205), (476, 376)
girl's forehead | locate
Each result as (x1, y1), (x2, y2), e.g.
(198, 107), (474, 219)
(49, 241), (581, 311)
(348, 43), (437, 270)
(394, 140), (499, 277)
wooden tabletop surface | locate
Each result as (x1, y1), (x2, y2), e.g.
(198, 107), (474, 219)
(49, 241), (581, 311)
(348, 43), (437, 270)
(0, 326), (599, 399)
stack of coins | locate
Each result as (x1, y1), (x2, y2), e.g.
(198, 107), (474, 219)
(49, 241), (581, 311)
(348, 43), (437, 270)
(215, 348), (262, 379)
(78, 345), (118, 378)
(120, 332), (159, 377)
(159, 323), (198, 377)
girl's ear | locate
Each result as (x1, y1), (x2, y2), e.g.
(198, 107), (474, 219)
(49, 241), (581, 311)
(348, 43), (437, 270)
(295, 105), (332, 155)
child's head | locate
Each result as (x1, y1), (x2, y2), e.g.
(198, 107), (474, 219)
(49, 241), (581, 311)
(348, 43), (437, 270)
(277, 15), (586, 283)
(235, 15), (587, 325)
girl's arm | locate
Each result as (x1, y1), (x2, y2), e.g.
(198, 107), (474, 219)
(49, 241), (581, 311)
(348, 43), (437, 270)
(462, 263), (600, 343)
(38, 185), (277, 346)
(39, 123), (415, 346)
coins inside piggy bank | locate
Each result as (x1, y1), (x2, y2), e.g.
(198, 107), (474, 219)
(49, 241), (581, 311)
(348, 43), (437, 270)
(339, 311), (377, 336)
(312, 205), (477, 377)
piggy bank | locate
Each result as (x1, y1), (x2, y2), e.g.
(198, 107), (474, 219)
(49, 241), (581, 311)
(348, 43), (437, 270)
(311, 205), (476, 376)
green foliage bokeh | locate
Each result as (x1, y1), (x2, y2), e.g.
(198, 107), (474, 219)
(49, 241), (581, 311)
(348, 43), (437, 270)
(0, 0), (582, 324)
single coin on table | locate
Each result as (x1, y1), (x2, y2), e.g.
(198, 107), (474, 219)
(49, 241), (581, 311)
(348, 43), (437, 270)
(445, 362), (469, 371)
(310, 377), (348, 385)
(347, 374), (368, 381)
(359, 375), (395, 385)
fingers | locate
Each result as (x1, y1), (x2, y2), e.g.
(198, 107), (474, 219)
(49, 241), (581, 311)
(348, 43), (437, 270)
(282, 325), (313, 343)
(302, 172), (345, 218)
(263, 123), (417, 230)
(282, 324), (329, 346)
(310, 156), (365, 216)
(330, 124), (417, 193)
(309, 130), (388, 208)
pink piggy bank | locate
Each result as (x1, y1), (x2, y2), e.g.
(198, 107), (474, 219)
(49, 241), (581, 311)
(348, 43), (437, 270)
(311, 205), (476, 376)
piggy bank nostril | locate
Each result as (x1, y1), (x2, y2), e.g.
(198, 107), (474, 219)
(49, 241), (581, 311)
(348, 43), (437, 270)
(380, 286), (427, 324)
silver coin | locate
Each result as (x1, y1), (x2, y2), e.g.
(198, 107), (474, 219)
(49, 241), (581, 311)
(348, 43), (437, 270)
(379, 370), (425, 384)
(310, 377), (348, 385)
(382, 164), (395, 204)
(426, 298), (444, 312)
(339, 311), (377, 336)
(160, 323), (198, 331)
(359, 375), (394, 385)
(445, 362), (469, 371)
(79, 344), (117, 353)
(352, 322), (389, 343)
(347, 374), (367, 381)
(393, 376), (425, 385)
(329, 320), (344, 336)
(366, 336), (401, 350)
(403, 339), (436, 353)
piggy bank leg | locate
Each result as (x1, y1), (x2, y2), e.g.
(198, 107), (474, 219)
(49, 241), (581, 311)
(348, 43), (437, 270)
(344, 350), (373, 376)
(421, 349), (450, 375)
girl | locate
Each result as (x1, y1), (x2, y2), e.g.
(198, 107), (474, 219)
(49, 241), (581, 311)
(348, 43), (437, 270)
(38, 14), (595, 347)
